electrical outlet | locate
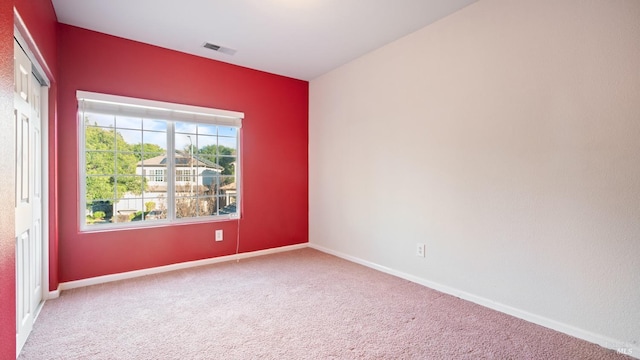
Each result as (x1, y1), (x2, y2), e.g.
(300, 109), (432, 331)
(215, 229), (223, 241)
(416, 243), (425, 257)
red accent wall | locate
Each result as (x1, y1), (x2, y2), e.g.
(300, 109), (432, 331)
(15, 0), (58, 77)
(57, 25), (308, 282)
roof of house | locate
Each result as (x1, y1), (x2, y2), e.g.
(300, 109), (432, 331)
(220, 182), (236, 191)
(137, 152), (223, 170)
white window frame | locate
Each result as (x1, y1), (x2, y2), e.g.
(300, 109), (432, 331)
(77, 90), (243, 232)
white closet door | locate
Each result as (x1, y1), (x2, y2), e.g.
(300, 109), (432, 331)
(14, 38), (43, 355)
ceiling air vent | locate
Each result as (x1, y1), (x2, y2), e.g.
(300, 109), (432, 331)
(203, 42), (237, 56)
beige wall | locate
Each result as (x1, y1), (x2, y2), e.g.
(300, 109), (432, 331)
(310, 0), (640, 352)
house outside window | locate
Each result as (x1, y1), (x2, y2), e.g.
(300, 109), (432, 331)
(78, 91), (243, 230)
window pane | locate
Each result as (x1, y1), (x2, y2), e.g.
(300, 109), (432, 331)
(116, 153), (140, 176)
(218, 195), (237, 215)
(86, 199), (114, 225)
(118, 129), (142, 148)
(218, 156), (236, 175)
(217, 136), (237, 152)
(139, 154), (167, 167)
(86, 151), (115, 175)
(175, 133), (195, 156)
(175, 122), (196, 134)
(198, 196), (218, 216)
(113, 196), (166, 223)
(143, 119), (167, 132)
(219, 178), (236, 199)
(219, 176), (235, 187)
(197, 124), (217, 135)
(116, 116), (142, 130)
(195, 157), (218, 175)
(114, 196), (142, 223)
(196, 153), (216, 164)
(115, 175), (144, 198)
(141, 131), (167, 150)
(142, 151), (166, 160)
(175, 197), (197, 218)
(85, 176), (115, 202)
(218, 126), (237, 138)
(142, 198), (167, 221)
(201, 169), (219, 191)
(85, 126), (116, 151)
(84, 113), (114, 128)
(193, 179), (211, 196)
(196, 134), (217, 149)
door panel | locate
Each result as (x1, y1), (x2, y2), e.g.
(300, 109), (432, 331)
(30, 73), (43, 314)
(16, 231), (31, 336)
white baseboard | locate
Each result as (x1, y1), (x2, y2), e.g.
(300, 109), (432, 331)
(47, 287), (60, 300)
(58, 243), (308, 292)
(308, 243), (639, 359)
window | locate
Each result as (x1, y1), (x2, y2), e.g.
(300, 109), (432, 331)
(78, 91), (243, 230)
(153, 169), (165, 182)
(176, 169), (195, 182)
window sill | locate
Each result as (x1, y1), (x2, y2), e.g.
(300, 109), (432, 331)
(79, 214), (239, 234)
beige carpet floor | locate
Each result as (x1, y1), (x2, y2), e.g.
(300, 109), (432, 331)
(19, 248), (629, 359)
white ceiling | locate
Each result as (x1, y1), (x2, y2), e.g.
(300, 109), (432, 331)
(52, 0), (477, 81)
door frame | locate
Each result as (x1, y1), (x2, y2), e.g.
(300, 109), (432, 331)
(14, 11), (50, 312)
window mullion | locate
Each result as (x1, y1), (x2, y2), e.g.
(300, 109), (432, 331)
(167, 122), (176, 221)
(235, 129), (241, 219)
(78, 103), (87, 229)
(112, 115), (118, 220)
